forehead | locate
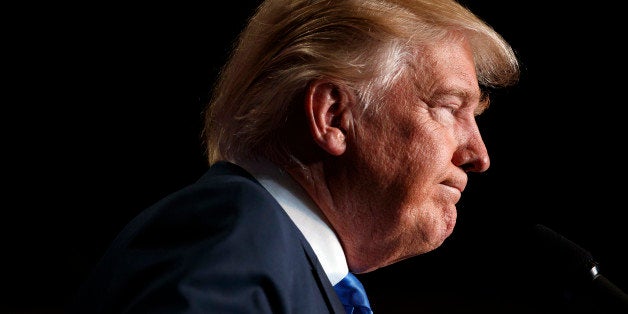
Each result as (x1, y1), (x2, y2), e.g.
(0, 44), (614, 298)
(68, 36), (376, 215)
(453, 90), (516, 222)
(413, 37), (483, 105)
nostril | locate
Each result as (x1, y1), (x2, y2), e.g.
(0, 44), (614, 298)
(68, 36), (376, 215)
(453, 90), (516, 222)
(461, 163), (475, 172)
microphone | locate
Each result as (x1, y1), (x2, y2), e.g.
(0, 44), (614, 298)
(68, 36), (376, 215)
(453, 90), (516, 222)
(530, 224), (628, 312)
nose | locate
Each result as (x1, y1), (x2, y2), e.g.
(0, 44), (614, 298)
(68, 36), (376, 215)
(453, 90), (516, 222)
(453, 124), (490, 173)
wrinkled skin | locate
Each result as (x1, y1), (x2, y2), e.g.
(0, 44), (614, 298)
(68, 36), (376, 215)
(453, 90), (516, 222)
(292, 36), (490, 273)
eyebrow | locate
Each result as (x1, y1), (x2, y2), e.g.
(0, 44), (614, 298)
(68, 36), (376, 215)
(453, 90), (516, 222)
(431, 85), (488, 115)
(475, 89), (490, 115)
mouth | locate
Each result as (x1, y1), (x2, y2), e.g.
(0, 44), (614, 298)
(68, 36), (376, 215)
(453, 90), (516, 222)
(441, 176), (466, 203)
(442, 177), (466, 194)
(443, 184), (462, 203)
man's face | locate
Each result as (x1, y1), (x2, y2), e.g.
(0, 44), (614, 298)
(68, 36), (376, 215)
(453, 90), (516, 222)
(339, 37), (490, 272)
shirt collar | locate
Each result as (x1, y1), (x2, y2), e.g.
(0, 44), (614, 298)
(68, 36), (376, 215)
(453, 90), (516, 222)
(239, 159), (348, 285)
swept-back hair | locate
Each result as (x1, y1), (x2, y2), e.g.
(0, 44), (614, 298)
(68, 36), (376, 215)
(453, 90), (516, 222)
(203, 0), (519, 166)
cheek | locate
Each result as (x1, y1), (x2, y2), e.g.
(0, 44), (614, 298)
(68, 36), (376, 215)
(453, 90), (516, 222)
(355, 116), (411, 171)
(354, 108), (455, 202)
(405, 122), (454, 170)
(397, 126), (457, 215)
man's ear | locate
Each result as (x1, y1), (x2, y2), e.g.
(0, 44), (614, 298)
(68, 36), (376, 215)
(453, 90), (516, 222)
(305, 79), (353, 156)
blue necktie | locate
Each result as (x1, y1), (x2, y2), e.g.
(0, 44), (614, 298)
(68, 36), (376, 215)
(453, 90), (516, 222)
(333, 272), (373, 314)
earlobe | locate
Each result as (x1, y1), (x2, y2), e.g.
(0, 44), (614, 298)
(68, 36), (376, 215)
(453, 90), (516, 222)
(305, 79), (352, 156)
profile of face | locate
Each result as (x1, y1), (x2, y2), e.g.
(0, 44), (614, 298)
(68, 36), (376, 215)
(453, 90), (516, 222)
(337, 36), (490, 272)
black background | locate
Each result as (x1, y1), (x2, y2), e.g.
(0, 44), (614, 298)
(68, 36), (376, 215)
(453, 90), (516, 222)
(7, 1), (627, 313)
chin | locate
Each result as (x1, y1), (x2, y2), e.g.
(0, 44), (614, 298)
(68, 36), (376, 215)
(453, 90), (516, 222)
(423, 221), (456, 253)
(443, 209), (457, 236)
(435, 208), (457, 244)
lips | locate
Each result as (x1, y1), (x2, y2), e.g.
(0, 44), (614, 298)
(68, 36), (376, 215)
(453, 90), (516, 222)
(439, 173), (467, 204)
(442, 175), (466, 195)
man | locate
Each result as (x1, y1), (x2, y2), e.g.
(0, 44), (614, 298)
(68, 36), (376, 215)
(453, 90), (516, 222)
(69, 0), (519, 312)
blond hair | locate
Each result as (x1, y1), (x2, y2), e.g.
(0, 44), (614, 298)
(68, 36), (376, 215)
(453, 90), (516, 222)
(203, 0), (519, 166)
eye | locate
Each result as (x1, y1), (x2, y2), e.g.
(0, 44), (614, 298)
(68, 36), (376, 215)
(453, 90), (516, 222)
(430, 95), (462, 114)
(425, 92), (466, 120)
(434, 102), (460, 116)
(445, 103), (458, 114)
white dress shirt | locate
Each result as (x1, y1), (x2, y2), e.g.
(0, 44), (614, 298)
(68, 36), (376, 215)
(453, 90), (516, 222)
(239, 159), (348, 286)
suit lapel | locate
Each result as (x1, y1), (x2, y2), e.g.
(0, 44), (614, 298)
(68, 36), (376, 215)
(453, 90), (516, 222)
(299, 236), (346, 313)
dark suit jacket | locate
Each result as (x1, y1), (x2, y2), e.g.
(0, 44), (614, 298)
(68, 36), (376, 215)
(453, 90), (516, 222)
(69, 161), (346, 313)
